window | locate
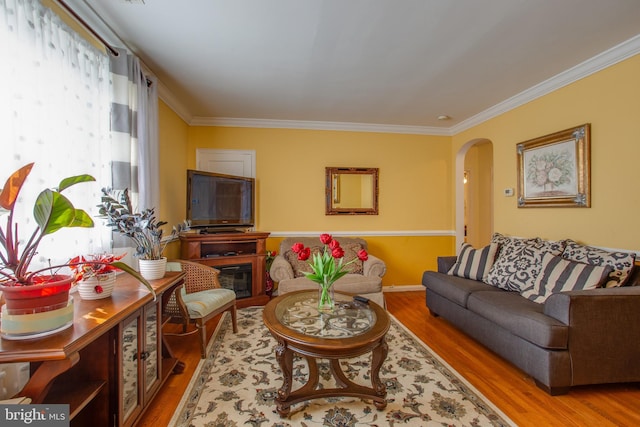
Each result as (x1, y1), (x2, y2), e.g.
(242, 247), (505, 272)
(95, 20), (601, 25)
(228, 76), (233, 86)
(0, 0), (111, 268)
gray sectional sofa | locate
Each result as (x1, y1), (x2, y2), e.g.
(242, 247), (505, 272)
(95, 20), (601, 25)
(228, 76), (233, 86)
(422, 234), (640, 395)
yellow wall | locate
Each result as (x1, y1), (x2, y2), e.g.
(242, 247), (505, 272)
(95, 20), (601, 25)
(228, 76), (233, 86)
(185, 127), (456, 285)
(158, 47), (640, 286)
(158, 101), (190, 259)
(453, 54), (640, 251)
(187, 127), (453, 231)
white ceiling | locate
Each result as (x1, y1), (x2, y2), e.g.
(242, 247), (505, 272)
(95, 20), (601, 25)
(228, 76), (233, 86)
(69, 0), (640, 134)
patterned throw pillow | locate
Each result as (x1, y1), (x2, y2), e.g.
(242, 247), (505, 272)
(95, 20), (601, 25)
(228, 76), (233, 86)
(284, 243), (364, 278)
(521, 252), (613, 303)
(561, 240), (636, 287)
(447, 242), (499, 281)
(340, 243), (364, 275)
(284, 249), (314, 277)
(484, 234), (566, 292)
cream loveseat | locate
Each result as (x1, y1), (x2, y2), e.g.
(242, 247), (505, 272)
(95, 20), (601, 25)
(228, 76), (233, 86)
(422, 233), (640, 395)
(270, 236), (387, 307)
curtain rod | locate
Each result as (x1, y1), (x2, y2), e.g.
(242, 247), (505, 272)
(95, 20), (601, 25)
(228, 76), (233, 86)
(56, 0), (119, 56)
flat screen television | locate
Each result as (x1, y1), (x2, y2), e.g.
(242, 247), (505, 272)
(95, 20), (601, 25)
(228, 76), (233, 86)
(186, 169), (255, 230)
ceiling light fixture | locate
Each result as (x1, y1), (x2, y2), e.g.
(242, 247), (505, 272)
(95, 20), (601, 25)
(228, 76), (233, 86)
(437, 115), (451, 121)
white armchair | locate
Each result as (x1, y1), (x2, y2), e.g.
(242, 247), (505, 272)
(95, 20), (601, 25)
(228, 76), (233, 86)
(270, 237), (386, 307)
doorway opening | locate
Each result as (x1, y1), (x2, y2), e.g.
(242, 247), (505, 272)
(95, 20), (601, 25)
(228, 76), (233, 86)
(455, 139), (493, 251)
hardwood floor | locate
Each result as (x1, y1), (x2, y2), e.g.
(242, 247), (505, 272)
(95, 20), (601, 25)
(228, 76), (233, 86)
(139, 291), (640, 426)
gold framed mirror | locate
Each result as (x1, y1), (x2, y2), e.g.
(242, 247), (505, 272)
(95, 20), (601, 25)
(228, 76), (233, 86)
(325, 167), (379, 215)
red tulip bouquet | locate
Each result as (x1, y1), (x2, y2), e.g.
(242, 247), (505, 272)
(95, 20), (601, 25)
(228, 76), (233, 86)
(291, 233), (368, 311)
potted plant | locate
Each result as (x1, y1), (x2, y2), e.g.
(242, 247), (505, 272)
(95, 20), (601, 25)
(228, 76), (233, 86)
(265, 250), (277, 296)
(0, 164), (156, 319)
(70, 253), (124, 300)
(97, 188), (171, 280)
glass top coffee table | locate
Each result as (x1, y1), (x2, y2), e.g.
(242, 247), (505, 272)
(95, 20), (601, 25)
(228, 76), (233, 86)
(262, 290), (390, 417)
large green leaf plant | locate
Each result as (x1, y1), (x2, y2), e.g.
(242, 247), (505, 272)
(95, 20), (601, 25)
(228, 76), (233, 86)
(0, 163), (154, 296)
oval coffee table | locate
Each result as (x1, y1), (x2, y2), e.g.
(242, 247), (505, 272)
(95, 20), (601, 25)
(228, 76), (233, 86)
(262, 290), (390, 416)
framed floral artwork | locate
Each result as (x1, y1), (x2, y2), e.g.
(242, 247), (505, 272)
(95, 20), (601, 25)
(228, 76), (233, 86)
(516, 123), (591, 208)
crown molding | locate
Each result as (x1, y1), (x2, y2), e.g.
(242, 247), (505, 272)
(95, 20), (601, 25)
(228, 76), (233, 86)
(189, 117), (452, 136)
(450, 34), (640, 135)
(59, 0), (640, 136)
(184, 35), (640, 136)
(157, 81), (193, 124)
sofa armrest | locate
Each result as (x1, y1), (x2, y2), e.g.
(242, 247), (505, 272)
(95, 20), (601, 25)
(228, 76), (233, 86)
(544, 287), (640, 385)
(363, 254), (386, 278)
(269, 255), (294, 282)
(544, 286), (640, 324)
(437, 256), (457, 274)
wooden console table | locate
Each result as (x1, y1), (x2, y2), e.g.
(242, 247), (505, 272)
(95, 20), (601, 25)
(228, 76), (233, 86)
(180, 231), (271, 308)
(0, 272), (185, 427)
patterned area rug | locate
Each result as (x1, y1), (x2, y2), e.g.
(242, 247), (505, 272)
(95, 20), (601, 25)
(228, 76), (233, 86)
(170, 307), (515, 427)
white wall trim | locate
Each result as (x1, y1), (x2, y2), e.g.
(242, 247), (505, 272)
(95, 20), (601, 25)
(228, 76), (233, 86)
(61, 2), (640, 136)
(383, 285), (424, 292)
(157, 80), (193, 124)
(188, 35), (640, 136)
(190, 117), (452, 136)
(267, 230), (455, 238)
(450, 34), (640, 134)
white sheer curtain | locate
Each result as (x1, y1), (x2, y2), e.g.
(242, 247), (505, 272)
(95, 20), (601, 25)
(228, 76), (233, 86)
(0, 0), (111, 269)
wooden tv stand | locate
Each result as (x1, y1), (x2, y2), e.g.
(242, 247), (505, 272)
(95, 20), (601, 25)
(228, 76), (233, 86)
(179, 231), (271, 308)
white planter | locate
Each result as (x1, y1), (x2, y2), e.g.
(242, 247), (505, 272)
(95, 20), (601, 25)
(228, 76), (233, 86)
(77, 272), (117, 300)
(138, 257), (167, 280)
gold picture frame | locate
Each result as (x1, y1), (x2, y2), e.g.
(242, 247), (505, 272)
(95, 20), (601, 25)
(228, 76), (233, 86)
(516, 123), (591, 208)
(325, 167), (379, 215)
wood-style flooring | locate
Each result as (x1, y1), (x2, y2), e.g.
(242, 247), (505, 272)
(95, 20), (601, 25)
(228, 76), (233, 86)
(139, 291), (640, 427)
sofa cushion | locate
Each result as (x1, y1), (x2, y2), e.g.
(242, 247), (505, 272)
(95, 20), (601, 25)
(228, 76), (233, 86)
(467, 290), (569, 350)
(562, 240), (636, 288)
(447, 242), (499, 281)
(423, 271), (502, 308)
(484, 234), (565, 292)
(277, 274), (382, 296)
(521, 253), (613, 303)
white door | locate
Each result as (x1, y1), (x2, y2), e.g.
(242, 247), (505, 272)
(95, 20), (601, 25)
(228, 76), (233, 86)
(196, 149), (255, 178)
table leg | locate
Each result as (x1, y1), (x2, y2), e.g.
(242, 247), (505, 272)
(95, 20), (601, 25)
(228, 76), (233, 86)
(296, 357), (320, 393)
(161, 280), (185, 374)
(370, 337), (388, 409)
(19, 353), (80, 403)
(274, 340), (294, 416)
(330, 359), (349, 388)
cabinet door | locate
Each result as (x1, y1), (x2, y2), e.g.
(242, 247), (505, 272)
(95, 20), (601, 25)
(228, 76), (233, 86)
(143, 301), (161, 404)
(121, 313), (142, 426)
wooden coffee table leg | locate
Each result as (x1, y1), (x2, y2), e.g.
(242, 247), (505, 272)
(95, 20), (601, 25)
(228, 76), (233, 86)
(297, 357), (320, 393)
(274, 340), (294, 416)
(371, 337), (389, 409)
(330, 359), (348, 388)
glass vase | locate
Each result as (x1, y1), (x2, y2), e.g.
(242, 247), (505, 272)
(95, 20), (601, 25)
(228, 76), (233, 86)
(318, 284), (335, 312)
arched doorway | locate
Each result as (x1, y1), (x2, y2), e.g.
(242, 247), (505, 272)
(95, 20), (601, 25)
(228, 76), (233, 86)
(455, 139), (493, 251)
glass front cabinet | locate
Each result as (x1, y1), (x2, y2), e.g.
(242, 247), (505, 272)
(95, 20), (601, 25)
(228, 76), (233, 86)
(118, 300), (162, 426)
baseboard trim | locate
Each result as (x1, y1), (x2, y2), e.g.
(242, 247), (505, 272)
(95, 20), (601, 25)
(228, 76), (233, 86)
(383, 284), (424, 292)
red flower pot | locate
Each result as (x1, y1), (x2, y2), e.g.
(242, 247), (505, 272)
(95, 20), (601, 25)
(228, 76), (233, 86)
(0, 275), (73, 315)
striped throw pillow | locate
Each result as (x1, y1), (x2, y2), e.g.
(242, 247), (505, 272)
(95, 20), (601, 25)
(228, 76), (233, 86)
(447, 242), (499, 281)
(521, 253), (613, 304)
